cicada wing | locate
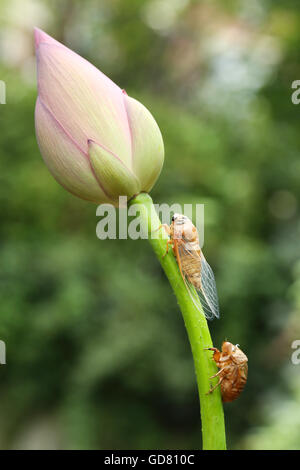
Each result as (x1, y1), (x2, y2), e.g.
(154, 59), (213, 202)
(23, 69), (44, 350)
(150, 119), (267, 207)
(176, 244), (220, 320)
(199, 251), (220, 319)
(176, 244), (201, 308)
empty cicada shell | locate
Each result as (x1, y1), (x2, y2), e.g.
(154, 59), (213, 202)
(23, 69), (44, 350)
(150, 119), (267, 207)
(205, 342), (248, 402)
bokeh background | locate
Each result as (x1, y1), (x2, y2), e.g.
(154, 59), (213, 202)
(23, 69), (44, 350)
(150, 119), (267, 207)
(0, 0), (300, 450)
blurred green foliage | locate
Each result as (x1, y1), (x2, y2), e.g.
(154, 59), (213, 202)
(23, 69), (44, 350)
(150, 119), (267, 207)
(0, 0), (300, 449)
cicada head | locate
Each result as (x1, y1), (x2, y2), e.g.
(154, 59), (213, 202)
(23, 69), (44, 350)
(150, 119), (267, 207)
(222, 342), (248, 364)
(172, 213), (187, 225)
(222, 341), (234, 355)
(172, 213), (197, 242)
(171, 213), (187, 240)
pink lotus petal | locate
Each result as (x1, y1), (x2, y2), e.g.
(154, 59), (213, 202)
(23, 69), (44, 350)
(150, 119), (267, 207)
(35, 97), (109, 203)
(36, 29), (132, 168)
(34, 27), (63, 49)
(123, 94), (164, 192)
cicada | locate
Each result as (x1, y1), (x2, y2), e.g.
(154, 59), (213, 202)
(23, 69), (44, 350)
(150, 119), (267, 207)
(205, 342), (248, 402)
(161, 213), (220, 319)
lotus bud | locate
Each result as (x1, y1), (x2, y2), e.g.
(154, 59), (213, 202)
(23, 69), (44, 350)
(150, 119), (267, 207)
(34, 28), (164, 205)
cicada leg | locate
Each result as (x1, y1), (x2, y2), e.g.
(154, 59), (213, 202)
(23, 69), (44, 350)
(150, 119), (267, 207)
(153, 224), (173, 258)
(163, 239), (174, 258)
(206, 376), (224, 395)
(206, 365), (231, 395)
(204, 347), (222, 362)
(209, 365), (230, 379)
(155, 224), (170, 235)
(204, 347), (219, 353)
(209, 369), (224, 379)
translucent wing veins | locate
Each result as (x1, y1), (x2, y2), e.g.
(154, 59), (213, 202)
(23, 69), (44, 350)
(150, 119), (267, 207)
(199, 252), (220, 319)
(177, 244), (220, 319)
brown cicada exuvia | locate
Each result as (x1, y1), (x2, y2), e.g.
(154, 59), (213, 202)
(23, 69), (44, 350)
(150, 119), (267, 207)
(205, 342), (248, 402)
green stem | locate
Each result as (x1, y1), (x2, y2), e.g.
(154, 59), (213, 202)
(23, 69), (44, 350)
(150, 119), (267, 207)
(129, 192), (226, 450)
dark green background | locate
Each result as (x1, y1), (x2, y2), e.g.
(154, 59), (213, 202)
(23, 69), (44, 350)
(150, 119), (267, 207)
(0, 0), (299, 449)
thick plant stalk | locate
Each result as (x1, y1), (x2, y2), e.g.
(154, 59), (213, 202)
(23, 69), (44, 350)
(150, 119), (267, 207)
(129, 192), (226, 450)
